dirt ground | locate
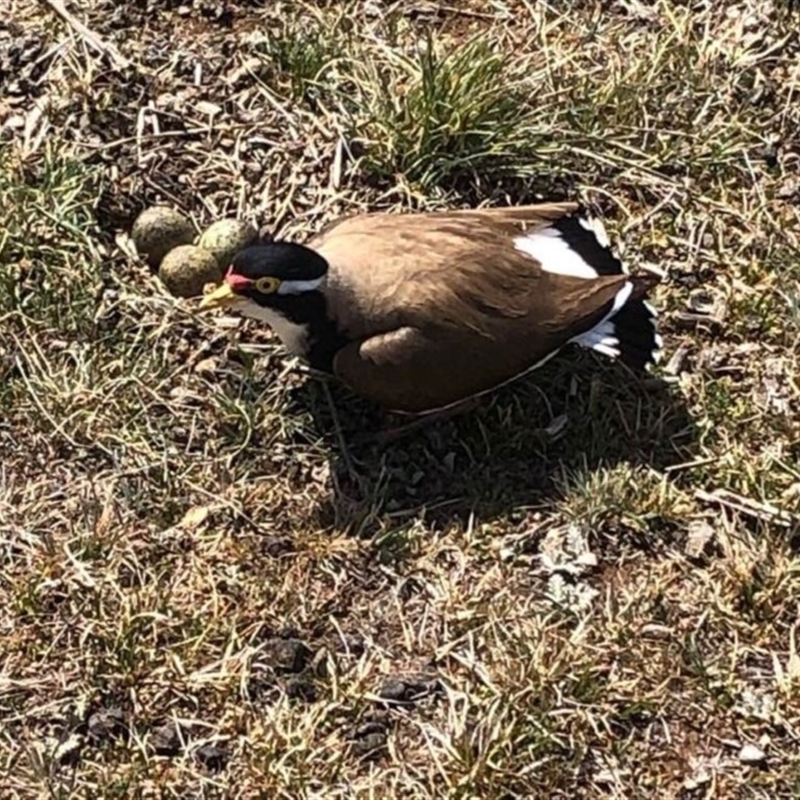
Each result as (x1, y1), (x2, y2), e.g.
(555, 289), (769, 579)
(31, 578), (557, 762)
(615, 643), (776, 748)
(2, 0), (800, 797)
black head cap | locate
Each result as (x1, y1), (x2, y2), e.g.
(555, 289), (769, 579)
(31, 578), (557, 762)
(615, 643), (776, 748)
(230, 242), (328, 282)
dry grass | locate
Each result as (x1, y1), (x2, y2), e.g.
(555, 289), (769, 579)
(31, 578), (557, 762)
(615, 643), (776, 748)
(2, 0), (800, 796)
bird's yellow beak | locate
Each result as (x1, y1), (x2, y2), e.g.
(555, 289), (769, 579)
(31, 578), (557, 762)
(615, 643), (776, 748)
(198, 281), (236, 310)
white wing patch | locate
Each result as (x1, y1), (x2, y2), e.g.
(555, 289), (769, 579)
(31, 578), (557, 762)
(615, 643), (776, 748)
(513, 228), (599, 279)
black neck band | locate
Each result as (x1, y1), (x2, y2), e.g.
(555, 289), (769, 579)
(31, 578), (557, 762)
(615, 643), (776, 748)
(265, 292), (349, 373)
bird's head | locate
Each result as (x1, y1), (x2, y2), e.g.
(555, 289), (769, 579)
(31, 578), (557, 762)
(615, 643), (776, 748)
(198, 242), (329, 313)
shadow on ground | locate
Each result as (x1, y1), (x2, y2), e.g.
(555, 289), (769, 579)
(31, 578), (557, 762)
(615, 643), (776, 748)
(284, 347), (698, 534)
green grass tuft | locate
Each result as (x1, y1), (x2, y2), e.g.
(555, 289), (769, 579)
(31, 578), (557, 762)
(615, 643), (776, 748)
(347, 33), (536, 191)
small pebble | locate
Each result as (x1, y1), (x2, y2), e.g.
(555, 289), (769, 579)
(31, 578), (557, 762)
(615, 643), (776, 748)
(195, 742), (229, 772)
(149, 721), (183, 756)
(377, 673), (440, 704)
(351, 732), (386, 757)
(259, 536), (296, 558)
(262, 638), (311, 674)
(355, 721), (387, 738)
(284, 677), (317, 702)
(378, 678), (408, 702)
(336, 632), (365, 656)
(87, 707), (127, 742)
(739, 743), (766, 765)
(246, 663), (278, 700)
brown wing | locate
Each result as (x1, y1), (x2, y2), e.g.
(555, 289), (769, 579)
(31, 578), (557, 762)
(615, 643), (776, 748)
(307, 202), (580, 248)
(309, 203), (595, 341)
(332, 277), (630, 413)
(310, 202), (628, 337)
(310, 203), (649, 411)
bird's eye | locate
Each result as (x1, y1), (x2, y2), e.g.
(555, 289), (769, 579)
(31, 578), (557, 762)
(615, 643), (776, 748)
(254, 277), (280, 294)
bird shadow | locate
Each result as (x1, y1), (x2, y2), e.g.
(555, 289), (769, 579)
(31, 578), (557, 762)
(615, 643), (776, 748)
(286, 347), (699, 536)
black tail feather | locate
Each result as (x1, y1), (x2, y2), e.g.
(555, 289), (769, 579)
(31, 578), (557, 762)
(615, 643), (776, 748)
(608, 297), (662, 369)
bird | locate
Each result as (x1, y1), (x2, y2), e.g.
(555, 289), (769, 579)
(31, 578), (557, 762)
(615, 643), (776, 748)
(198, 202), (662, 422)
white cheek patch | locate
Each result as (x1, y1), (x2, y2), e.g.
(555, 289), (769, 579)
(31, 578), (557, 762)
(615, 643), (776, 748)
(513, 229), (599, 279)
(233, 298), (310, 356)
(277, 276), (325, 295)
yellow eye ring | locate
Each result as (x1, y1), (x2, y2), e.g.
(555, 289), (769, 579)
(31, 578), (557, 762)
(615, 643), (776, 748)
(254, 277), (280, 294)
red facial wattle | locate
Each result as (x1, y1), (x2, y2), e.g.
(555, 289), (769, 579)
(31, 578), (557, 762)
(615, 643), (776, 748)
(224, 266), (252, 291)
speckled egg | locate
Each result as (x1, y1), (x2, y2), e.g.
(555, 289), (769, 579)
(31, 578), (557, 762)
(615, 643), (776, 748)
(131, 206), (196, 269)
(158, 245), (222, 299)
(198, 219), (258, 269)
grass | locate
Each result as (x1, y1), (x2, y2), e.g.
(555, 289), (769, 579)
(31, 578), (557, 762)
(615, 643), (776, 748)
(346, 33), (537, 192)
(2, 0), (800, 796)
